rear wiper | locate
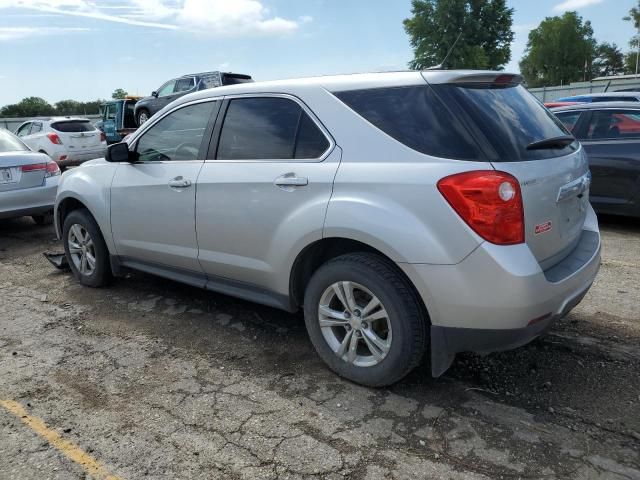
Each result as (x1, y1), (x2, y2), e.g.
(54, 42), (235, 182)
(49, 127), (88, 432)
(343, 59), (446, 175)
(526, 135), (575, 151)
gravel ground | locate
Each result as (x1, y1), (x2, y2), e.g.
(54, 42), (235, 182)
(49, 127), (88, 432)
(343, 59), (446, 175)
(0, 215), (638, 479)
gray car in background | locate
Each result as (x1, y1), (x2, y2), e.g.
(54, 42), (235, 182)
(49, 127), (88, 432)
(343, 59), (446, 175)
(0, 129), (61, 224)
(54, 71), (601, 386)
(552, 102), (640, 218)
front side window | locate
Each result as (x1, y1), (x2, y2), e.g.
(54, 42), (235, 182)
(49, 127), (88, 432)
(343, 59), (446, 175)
(135, 101), (217, 162)
(216, 97), (329, 160)
(157, 80), (176, 97)
(586, 110), (640, 140)
(16, 123), (31, 137)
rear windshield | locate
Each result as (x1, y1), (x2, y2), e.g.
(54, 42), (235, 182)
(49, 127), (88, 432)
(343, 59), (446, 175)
(51, 120), (96, 133)
(0, 129), (29, 153)
(336, 84), (578, 162)
(335, 86), (482, 160)
(431, 84), (579, 161)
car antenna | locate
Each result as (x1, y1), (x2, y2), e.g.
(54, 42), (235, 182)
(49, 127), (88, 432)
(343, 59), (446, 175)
(425, 31), (463, 70)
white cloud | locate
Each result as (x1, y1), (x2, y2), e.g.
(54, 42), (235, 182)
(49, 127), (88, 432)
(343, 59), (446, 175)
(0, 0), (307, 36)
(0, 26), (89, 41)
(552, 0), (605, 12)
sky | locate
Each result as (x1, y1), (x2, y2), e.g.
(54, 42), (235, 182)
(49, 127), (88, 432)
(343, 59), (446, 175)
(0, 0), (637, 107)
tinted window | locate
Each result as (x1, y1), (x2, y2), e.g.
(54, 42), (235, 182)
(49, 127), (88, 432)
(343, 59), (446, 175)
(433, 84), (578, 161)
(174, 77), (194, 93)
(217, 97), (329, 160)
(592, 96), (639, 102)
(554, 111), (582, 133)
(51, 121), (96, 133)
(586, 110), (640, 140)
(0, 129), (29, 152)
(136, 101), (216, 162)
(335, 86), (481, 160)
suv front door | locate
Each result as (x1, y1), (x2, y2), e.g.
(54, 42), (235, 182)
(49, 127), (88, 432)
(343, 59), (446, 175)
(110, 100), (220, 279)
(196, 95), (339, 297)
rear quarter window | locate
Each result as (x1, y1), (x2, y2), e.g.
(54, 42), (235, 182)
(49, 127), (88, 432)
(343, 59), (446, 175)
(334, 86), (481, 160)
(51, 121), (96, 133)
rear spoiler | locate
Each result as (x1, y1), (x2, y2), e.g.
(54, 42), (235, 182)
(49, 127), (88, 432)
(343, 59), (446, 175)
(423, 71), (523, 86)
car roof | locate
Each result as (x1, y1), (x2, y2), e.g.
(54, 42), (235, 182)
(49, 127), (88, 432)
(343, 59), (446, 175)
(47, 117), (92, 122)
(173, 70), (518, 106)
(551, 101), (640, 112)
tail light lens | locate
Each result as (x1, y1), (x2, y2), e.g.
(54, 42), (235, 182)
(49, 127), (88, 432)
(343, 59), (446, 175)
(45, 161), (61, 177)
(100, 132), (106, 143)
(437, 170), (524, 245)
(21, 163), (46, 172)
(46, 132), (63, 145)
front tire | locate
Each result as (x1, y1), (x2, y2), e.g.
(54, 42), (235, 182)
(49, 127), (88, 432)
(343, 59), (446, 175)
(62, 209), (111, 287)
(303, 253), (428, 387)
(136, 109), (150, 126)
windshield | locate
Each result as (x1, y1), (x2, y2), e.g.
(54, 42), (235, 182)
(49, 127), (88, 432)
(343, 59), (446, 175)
(0, 129), (29, 153)
(432, 84), (579, 161)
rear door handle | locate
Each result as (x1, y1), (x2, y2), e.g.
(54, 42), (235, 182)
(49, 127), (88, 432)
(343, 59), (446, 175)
(168, 177), (192, 189)
(274, 174), (308, 187)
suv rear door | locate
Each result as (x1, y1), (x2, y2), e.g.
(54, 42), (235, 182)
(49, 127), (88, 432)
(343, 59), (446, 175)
(195, 94), (339, 293)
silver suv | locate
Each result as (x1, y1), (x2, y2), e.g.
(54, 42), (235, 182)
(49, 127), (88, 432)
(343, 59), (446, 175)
(55, 71), (601, 386)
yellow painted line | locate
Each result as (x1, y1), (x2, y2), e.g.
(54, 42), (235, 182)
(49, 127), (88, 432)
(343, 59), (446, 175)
(0, 400), (122, 480)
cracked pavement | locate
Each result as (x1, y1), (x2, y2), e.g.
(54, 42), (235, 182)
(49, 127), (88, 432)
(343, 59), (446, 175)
(0, 215), (639, 479)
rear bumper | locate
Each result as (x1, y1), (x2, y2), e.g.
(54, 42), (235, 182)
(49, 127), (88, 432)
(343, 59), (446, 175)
(0, 177), (59, 220)
(400, 206), (601, 376)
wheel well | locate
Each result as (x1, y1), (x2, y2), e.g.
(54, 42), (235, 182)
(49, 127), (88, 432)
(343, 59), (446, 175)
(57, 197), (88, 228)
(289, 238), (428, 318)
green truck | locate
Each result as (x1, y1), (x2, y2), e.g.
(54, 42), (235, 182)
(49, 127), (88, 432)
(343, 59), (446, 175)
(95, 97), (140, 143)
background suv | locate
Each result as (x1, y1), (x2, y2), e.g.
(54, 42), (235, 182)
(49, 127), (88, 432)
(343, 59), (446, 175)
(134, 71), (253, 126)
(15, 117), (107, 170)
(55, 71), (601, 387)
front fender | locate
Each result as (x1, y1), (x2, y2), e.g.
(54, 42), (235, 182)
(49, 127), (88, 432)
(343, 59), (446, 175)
(55, 161), (117, 253)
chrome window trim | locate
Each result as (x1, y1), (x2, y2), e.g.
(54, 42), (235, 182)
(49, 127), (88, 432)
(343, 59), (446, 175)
(208, 92), (335, 164)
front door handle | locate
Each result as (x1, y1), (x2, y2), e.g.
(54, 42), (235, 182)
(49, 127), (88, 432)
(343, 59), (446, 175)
(274, 174), (308, 187)
(168, 177), (192, 189)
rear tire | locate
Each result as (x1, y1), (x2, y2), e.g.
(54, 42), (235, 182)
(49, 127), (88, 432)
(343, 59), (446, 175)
(62, 209), (111, 287)
(303, 253), (428, 387)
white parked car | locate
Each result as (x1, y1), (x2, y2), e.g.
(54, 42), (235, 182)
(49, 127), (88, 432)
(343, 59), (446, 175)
(15, 117), (107, 170)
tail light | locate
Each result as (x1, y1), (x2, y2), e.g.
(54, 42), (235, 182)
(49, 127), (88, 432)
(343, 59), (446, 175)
(100, 132), (106, 143)
(437, 170), (524, 245)
(21, 163), (46, 172)
(46, 132), (63, 145)
(45, 161), (61, 177)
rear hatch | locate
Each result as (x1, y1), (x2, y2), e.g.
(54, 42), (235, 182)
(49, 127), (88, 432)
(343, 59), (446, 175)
(428, 74), (589, 269)
(51, 120), (102, 151)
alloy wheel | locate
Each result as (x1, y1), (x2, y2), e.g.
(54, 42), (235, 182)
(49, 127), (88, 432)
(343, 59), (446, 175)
(67, 224), (96, 276)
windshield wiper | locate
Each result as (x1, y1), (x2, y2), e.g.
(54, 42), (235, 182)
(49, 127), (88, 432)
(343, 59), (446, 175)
(526, 135), (575, 151)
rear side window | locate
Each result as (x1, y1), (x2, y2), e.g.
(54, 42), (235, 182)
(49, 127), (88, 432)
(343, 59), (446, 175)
(433, 84), (578, 161)
(216, 97), (329, 160)
(586, 110), (640, 140)
(335, 86), (480, 160)
(0, 129), (29, 152)
(52, 121), (96, 133)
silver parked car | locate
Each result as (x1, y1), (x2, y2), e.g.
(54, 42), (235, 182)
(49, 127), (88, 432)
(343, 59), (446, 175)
(54, 71), (601, 386)
(0, 128), (61, 224)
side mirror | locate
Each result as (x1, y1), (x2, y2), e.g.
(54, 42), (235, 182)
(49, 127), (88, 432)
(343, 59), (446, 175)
(105, 142), (132, 163)
(151, 91), (158, 97)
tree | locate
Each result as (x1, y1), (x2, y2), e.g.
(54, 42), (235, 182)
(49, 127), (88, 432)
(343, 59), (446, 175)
(592, 43), (625, 78)
(111, 88), (128, 99)
(403, 0), (514, 70)
(623, 1), (640, 75)
(55, 99), (82, 116)
(0, 97), (56, 117)
(519, 12), (597, 87)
